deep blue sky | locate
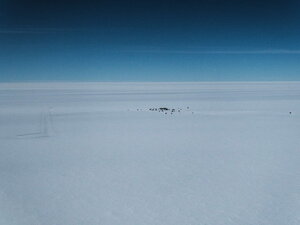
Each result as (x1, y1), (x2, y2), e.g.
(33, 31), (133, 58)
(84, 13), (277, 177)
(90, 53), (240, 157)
(1, 0), (300, 81)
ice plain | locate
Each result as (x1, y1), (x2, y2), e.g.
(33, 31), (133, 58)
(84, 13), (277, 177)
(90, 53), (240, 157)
(0, 82), (299, 225)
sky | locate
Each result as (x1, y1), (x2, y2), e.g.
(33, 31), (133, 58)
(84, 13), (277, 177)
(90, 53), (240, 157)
(1, 0), (300, 82)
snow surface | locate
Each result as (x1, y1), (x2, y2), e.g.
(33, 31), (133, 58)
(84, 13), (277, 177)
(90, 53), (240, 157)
(0, 82), (299, 225)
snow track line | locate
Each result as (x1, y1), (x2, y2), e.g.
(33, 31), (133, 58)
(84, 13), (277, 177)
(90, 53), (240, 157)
(16, 109), (55, 139)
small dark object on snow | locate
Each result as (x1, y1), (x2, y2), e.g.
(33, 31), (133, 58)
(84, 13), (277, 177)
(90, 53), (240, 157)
(159, 107), (169, 111)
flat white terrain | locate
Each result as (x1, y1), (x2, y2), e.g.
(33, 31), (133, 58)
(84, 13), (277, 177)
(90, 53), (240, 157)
(0, 82), (299, 225)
